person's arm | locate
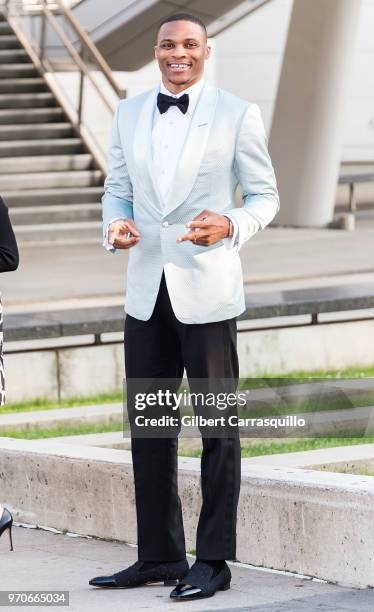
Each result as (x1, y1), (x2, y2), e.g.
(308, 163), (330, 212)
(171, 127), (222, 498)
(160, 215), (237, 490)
(0, 197), (19, 273)
(102, 101), (135, 253)
(225, 103), (280, 250)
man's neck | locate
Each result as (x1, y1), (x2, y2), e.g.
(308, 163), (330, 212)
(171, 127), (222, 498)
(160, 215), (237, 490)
(161, 75), (204, 95)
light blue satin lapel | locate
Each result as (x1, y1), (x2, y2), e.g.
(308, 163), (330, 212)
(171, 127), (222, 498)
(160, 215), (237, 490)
(163, 82), (218, 217)
(133, 87), (162, 210)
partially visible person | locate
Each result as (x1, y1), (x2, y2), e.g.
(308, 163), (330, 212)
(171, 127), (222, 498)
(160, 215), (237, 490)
(0, 195), (19, 551)
(0, 195), (19, 406)
(0, 196), (19, 273)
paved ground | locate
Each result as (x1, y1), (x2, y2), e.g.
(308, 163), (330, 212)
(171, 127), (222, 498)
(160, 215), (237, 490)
(2, 215), (374, 311)
(1, 525), (373, 612)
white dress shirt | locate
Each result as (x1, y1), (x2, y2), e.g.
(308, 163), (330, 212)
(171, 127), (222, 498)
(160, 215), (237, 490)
(152, 78), (204, 204)
(104, 77), (239, 250)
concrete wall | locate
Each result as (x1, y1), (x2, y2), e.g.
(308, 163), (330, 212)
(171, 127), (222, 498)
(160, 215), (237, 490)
(1, 438), (373, 588)
(4, 343), (125, 403)
(214, 0), (374, 162)
(215, 0), (293, 133)
(4, 317), (374, 403)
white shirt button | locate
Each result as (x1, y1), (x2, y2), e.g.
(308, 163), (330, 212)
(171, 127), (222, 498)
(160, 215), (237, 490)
(162, 221), (169, 227)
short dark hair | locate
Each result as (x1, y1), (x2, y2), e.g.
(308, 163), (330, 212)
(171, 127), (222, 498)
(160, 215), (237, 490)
(158, 13), (207, 39)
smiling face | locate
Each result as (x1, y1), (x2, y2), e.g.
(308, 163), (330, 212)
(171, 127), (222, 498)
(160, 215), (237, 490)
(155, 20), (211, 94)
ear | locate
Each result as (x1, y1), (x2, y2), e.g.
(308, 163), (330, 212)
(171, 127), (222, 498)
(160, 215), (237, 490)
(205, 45), (212, 60)
(154, 45), (159, 60)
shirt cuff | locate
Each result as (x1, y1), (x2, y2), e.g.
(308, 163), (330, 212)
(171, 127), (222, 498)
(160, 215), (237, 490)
(102, 217), (123, 253)
(222, 214), (239, 250)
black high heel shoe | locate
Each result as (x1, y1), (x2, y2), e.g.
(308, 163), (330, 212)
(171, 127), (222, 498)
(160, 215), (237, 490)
(0, 507), (14, 551)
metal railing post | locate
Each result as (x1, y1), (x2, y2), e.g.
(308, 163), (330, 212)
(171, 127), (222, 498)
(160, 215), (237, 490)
(77, 41), (87, 127)
(39, 0), (47, 61)
(54, 0), (124, 99)
(349, 182), (357, 213)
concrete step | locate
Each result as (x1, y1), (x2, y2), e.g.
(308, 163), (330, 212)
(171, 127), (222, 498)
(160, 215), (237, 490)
(9, 203), (101, 224)
(0, 92), (55, 108)
(0, 169), (103, 190)
(0, 107), (64, 124)
(0, 77), (47, 93)
(0, 48), (29, 63)
(0, 153), (93, 173)
(0, 35), (20, 49)
(0, 63), (38, 78)
(2, 185), (103, 206)
(0, 122), (74, 139)
(0, 138), (84, 157)
(13, 220), (102, 244)
(0, 22), (13, 35)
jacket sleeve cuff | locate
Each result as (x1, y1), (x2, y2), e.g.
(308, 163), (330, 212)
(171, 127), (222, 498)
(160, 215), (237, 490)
(222, 214), (240, 250)
(102, 217), (123, 253)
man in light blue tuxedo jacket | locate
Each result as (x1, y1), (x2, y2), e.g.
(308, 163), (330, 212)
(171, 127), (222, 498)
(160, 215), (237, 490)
(91, 12), (279, 602)
(102, 48), (279, 323)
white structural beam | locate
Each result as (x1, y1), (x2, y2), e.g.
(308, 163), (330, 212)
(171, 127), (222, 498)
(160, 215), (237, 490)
(269, 0), (362, 226)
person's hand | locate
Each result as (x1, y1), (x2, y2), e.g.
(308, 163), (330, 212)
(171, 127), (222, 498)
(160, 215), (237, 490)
(177, 209), (232, 246)
(108, 219), (140, 249)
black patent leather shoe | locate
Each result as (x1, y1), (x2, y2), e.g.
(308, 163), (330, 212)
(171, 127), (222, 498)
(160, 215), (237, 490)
(89, 559), (189, 588)
(169, 560), (231, 600)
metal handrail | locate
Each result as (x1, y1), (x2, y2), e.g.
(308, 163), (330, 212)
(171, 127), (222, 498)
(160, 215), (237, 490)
(51, 0), (123, 100)
(3, 0), (125, 171)
(20, 0), (123, 108)
(38, 0), (120, 115)
(4, 0), (126, 112)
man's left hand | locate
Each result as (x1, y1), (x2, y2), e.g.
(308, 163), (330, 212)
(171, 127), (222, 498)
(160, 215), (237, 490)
(177, 210), (232, 246)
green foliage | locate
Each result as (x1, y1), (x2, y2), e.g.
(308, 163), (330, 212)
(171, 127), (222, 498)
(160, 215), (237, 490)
(0, 392), (123, 414)
(180, 437), (374, 458)
(1, 421), (125, 439)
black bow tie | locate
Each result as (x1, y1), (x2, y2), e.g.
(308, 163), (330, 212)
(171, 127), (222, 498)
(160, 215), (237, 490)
(157, 92), (189, 115)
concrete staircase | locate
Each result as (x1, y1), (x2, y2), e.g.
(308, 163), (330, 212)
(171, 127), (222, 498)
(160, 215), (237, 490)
(0, 12), (104, 245)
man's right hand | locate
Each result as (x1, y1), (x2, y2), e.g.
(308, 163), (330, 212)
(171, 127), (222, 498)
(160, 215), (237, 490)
(108, 219), (140, 249)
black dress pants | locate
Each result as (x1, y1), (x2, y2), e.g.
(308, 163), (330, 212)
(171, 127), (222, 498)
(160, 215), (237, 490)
(124, 272), (241, 561)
